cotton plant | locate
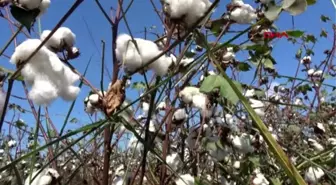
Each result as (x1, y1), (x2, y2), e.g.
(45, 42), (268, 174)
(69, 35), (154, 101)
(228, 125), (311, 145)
(163, 0), (212, 27)
(229, 0), (257, 24)
(115, 33), (173, 76)
(10, 38), (80, 105)
(179, 86), (211, 116)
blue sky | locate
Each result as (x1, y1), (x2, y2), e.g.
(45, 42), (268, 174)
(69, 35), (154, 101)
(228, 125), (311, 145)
(0, 0), (335, 142)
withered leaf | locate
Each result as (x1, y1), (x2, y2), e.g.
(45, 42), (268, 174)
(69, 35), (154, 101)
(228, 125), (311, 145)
(104, 80), (125, 115)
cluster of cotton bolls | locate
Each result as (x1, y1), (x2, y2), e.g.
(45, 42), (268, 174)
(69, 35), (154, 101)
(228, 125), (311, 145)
(162, 0), (212, 27)
(10, 27), (80, 106)
(229, 0), (257, 24)
(178, 86), (211, 116)
(116, 33), (175, 77)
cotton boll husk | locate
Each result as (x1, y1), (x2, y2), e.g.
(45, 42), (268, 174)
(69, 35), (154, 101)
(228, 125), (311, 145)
(115, 34), (142, 72)
(59, 86), (80, 101)
(38, 0), (51, 17)
(28, 76), (59, 105)
(19, 0), (41, 10)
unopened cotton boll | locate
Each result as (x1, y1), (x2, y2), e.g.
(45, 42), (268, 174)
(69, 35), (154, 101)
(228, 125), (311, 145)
(305, 167), (324, 185)
(175, 174), (194, 185)
(166, 153), (182, 171)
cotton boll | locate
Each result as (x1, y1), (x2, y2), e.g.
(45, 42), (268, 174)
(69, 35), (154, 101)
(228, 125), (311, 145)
(62, 66), (80, 85)
(175, 174), (194, 185)
(41, 27), (76, 51)
(141, 102), (150, 114)
(164, 0), (194, 19)
(173, 108), (187, 122)
(10, 39), (50, 65)
(8, 140), (16, 148)
(252, 173), (269, 185)
(38, 0), (51, 17)
(180, 57), (194, 67)
(59, 86), (80, 101)
(308, 139), (324, 152)
(179, 86), (201, 103)
(89, 94), (99, 105)
(157, 101), (166, 110)
(307, 68), (315, 76)
(191, 93), (207, 110)
(230, 134), (254, 153)
(19, 0), (41, 10)
(166, 153), (182, 171)
(85, 102), (96, 114)
(245, 89), (255, 98)
(150, 56), (172, 76)
(28, 76), (59, 105)
(40, 30), (62, 51)
(305, 167), (324, 184)
(24, 168), (60, 185)
(328, 138), (336, 146)
(115, 34), (143, 73)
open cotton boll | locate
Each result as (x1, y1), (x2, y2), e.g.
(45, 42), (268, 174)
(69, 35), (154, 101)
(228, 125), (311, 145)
(179, 86), (201, 103)
(41, 27), (76, 51)
(149, 55), (173, 76)
(164, 0), (194, 19)
(59, 86), (80, 101)
(38, 0), (51, 17)
(191, 93), (208, 110)
(230, 134), (254, 153)
(166, 153), (182, 171)
(184, 0), (212, 26)
(230, 1), (257, 24)
(252, 173), (269, 185)
(305, 167), (324, 185)
(173, 108), (187, 122)
(10, 39), (50, 65)
(19, 0), (42, 10)
(175, 174), (194, 185)
(24, 168), (60, 185)
(28, 76), (59, 105)
(115, 34), (143, 73)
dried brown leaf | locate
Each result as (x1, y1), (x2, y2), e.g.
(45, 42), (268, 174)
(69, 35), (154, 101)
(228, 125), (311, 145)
(104, 79), (125, 115)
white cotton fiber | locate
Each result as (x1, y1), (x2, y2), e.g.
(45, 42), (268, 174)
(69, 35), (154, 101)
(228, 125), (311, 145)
(40, 27), (76, 51)
(28, 76), (59, 105)
(38, 0), (51, 17)
(59, 86), (80, 101)
(116, 33), (173, 76)
(116, 34), (143, 72)
(164, 0), (212, 26)
(10, 38), (80, 105)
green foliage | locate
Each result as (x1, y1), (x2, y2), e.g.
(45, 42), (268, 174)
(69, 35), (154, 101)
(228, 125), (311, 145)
(200, 74), (242, 105)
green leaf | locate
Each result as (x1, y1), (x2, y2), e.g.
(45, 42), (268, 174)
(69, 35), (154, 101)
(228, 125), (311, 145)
(249, 156), (261, 167)
(270, 178), (282, 185)
(15, 119), (26, 128)
(286, 30), (304, 38)
(305, 34), (317, 43)
(320, 29), (328, 38)
(306, 0), (316, 5)
(264, 5), (282, 21)
(132, 82), (146, 90)
(295, 48), (302, 59)
(199, 75), (224, 93)
(69, 117), (78, 123)
(282, 0), (307, 16)
(10, 5), (39, 32)
(200, 75), (242, 105)
(237, 62), (251, 71)
(320, 15), (330, 22)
